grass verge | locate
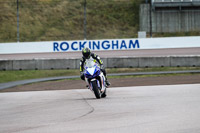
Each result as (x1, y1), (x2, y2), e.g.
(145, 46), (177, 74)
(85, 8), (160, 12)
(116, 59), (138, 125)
(108, 73), (200, 79)
(0, 67), (200, 83)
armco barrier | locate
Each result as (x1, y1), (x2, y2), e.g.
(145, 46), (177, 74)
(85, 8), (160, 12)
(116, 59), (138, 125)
(0, 56), (200, 70)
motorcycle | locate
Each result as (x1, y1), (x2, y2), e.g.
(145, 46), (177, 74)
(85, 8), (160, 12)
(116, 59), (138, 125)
(84, 61), (107, 99)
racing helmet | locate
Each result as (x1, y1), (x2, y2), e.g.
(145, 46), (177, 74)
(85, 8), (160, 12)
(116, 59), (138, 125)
(82, 47), (91, 59)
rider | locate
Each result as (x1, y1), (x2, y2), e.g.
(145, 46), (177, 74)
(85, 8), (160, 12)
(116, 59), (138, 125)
(80, 47), (110, 86)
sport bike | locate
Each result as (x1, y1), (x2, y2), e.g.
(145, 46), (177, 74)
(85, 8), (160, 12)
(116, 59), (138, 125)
(84, 61), (107, 99)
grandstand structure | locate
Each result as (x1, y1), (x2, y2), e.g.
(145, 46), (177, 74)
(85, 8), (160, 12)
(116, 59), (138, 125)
(140, 0), (200, 33)
(152, 0), (200, 10)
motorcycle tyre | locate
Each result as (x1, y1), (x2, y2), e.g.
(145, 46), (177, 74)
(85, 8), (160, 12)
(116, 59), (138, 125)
(101, 89), (107, 98)
(91, 81), (101, 99)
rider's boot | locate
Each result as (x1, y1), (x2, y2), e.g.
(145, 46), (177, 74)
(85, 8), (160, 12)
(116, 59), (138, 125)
(105, 79), (111, 86)
(86, 85), (90, 89)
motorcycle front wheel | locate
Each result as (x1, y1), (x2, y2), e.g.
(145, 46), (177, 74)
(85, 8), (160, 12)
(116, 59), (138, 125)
(101, 88), (107, 98)
(91, 81), (101, 99)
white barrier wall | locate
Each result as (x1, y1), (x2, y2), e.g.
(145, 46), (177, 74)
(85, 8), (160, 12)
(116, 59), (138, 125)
(0, 36), (200, 54)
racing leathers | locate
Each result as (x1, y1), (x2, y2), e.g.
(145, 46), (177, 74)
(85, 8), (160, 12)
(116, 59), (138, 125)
(80, 53), (110, 86)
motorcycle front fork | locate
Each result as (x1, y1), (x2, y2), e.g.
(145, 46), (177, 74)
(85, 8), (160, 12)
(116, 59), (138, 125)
(85, 73), (106, 92)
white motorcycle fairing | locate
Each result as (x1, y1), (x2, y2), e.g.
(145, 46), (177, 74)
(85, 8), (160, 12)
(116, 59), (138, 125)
(84, 62), (107, 99)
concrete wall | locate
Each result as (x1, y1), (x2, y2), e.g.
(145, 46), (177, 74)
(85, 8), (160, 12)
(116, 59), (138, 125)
(1, 56), (200, 71)
(140, 4), (151, 33)
(140, 4), (200, 32)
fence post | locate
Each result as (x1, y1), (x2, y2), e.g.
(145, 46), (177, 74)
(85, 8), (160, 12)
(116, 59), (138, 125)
(150, 0), (152, 38)
(17, 0), (20, 42)
(84, 0), (87, 40)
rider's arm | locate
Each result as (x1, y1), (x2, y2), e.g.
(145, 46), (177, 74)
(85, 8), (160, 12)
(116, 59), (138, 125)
(91, 53), (103, 66)
(80, 57), (86, 73)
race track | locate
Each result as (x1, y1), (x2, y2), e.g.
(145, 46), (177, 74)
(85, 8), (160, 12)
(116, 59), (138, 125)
(1, 84), (200, 133)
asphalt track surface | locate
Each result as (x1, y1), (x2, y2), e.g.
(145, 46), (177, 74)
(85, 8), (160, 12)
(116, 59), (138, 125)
(1, 47), (200, 133)
(1, 47), (200, 60)
(0, 84), (200, 133)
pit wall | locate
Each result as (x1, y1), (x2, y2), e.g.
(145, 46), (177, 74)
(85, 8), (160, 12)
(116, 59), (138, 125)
(1, 56), (200, 71)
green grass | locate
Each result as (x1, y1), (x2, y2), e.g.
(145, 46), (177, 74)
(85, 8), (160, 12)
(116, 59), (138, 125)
(108, 73), (199, 79)
(0, 69), (80, 83)
(1, 0), (199, 43)
(0, 0), (144, 42)
(107, 67), (200, 73)
(0, 67), (199, 83)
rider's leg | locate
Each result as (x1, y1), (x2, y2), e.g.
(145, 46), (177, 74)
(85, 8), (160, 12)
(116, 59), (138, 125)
(101, 68), (110, 86)
(80, 74), (85, 81)
(81, 74), (90, 89)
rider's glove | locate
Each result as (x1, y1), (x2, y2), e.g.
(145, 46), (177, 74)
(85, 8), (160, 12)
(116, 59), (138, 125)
(80, 72), (84, 77)
(100, 65), (104, 69)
